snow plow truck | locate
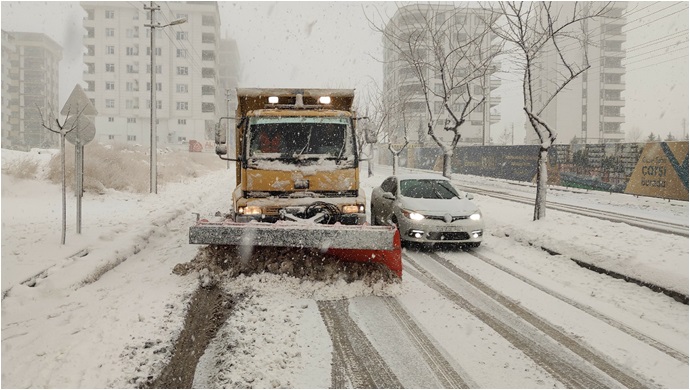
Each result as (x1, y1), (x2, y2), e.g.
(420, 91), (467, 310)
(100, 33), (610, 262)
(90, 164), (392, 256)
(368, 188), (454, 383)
(189, 88), (402, 278)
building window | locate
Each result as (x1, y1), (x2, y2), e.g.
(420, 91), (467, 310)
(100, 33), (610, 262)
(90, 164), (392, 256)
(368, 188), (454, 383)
(126, 46), (138, 56)
(105, 63), (115, 72)
(176, 102), (189, 110)
(176, 31), (188, 40)
(126, 81), (138, 91)
(105, 99), (115, 108)
(178, 136), (187, 142)
(106, 45), (115, 55)
(202, 14), (215, 26)
(176, 49), (187, 58)
(201, 85), (215, 95)
(202, 102), (215, 113)
(86, 80), (95, 91)
(108, 134), (115, 140)
(201, 33), (215, 44)
(127, 135), (137, 141)
(86, 45), (95, 56)
(147, 100), (162, 109)
(108, 117), (115, 122)
(146, 64), (161, 74)
(202, 68), (215, 78)
(86, 27), (95, 38)
(146, 82), (162, 91)
(105, 10), (115, 19)
(105, 81), (115, 90)
(176, 84), (188, 93)
(146, 47), (161, 56)
(201, 50), (215, 61)
(127, 117), (137, 123)
(86, 9), (94, 20)
(178, 119), (187, 125)
(177, 66), (188, 75)
(106, 28), (115, 37)
(176, 13), (188, 20)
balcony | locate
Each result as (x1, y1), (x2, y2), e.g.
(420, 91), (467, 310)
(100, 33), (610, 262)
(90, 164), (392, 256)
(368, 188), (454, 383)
(490, 79), (501, 90)
(602, 66), (625, 74)
(602, 50), (626, 58)
(490, 114), (501, 123)
(602, 83), (625, 90)
(489, 96), (501, 106)
(602, 98), (625, 107)
(603, 115), (625, 123)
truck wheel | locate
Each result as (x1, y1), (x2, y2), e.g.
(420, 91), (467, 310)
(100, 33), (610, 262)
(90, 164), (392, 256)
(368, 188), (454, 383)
(370, 206), (377, 225)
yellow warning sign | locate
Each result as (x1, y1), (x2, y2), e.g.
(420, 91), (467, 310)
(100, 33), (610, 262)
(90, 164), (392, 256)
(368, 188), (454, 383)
(625, 142), (689, 201)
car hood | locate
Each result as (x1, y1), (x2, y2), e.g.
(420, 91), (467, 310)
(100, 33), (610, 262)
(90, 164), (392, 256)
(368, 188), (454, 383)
(399, 196), (479, 216)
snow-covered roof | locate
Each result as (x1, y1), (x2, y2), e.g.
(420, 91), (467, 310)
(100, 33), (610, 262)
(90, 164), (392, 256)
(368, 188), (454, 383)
(392, 173), (450, 181)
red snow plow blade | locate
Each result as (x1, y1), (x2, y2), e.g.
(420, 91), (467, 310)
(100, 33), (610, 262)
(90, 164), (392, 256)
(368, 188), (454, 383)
(190, 220), (402, 278)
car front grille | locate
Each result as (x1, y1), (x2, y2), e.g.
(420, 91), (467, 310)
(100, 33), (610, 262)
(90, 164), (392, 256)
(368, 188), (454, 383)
(425, 215), (469, 222)
(427, 231), (470, 241)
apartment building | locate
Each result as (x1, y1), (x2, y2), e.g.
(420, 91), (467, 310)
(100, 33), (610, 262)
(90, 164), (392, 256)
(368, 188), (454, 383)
(526, 2), (627, 145)
(80, 1), (238, 148)
(1, 30), (62, 150)
(382, 4), (501, 146)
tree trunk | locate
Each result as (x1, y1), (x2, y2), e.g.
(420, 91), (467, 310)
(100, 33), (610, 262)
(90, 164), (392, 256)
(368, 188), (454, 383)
(60, 135), (66, 245)
(392, 154), (398, 175)
(368, 143), (374, 177)
(533, 147), (548, 220)
(442, 152), (452, 178)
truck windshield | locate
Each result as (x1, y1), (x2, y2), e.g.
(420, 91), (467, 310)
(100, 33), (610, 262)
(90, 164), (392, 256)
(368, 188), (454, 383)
(247, 117), (354, 160)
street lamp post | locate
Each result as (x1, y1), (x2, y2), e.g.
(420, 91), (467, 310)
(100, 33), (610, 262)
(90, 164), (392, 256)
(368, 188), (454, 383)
(145, 1), (186, 194)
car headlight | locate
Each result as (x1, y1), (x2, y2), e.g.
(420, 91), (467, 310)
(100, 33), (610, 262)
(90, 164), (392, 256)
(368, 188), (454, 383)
(469, 212), (481, 221)
(342, 204), (365, 214)
(402, 209), (425, 220)
(238, 205), (262, 215)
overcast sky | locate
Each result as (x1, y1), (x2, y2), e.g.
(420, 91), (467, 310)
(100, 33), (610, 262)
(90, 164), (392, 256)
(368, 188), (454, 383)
(1, 1), (688, 143)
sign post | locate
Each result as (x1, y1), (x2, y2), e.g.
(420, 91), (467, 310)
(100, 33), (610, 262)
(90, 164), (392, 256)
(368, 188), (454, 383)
(61, 84), (97, 234)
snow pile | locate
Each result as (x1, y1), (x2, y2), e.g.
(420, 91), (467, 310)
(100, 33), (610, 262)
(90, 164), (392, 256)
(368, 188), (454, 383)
(174, 245), (401, 287)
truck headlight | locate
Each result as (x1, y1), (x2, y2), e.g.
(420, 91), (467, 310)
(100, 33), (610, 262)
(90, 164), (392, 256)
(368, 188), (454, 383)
(469, 212), (481, 221)
(402, 209), (425, 220)
(342, 204), (364, 214)
(238, 206), (262, 215)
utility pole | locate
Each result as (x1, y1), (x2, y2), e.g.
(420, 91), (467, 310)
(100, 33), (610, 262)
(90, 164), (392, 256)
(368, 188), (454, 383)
(145, 1), (160, 194)
(144, 2), (186, 194)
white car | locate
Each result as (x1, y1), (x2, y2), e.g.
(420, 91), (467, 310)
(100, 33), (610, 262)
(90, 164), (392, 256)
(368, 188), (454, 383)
(370, 173), (483, 247)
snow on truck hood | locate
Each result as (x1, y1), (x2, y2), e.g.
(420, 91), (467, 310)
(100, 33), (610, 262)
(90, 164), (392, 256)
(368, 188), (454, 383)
(399, 196), (479, 215)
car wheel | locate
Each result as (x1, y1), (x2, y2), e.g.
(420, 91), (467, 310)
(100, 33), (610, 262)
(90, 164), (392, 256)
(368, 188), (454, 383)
(370, 205), (377, 225)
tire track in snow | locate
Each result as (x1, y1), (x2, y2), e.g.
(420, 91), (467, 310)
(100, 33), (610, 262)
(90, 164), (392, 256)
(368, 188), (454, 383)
(381, 296), (470, 388)
(465, 247), (689, 365)
(404, 253), (648, 388)
(317, 299), (402, 389)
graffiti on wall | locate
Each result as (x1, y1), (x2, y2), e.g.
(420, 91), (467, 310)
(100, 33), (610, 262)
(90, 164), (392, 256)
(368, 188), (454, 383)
(379, 141), (689, 201)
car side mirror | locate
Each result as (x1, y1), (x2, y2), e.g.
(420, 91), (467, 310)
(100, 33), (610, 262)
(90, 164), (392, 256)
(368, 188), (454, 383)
(465, 193), (474, 200)
(383, 192), (395, 201)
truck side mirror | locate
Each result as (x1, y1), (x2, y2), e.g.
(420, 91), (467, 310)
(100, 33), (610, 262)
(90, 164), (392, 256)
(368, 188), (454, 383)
(215, 123), (228, 156)
(215, 123), (226, 145)
(365, 128), (377, 144)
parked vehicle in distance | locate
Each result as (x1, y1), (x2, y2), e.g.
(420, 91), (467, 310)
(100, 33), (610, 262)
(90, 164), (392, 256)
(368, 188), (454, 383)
(370, 173), (483, 248)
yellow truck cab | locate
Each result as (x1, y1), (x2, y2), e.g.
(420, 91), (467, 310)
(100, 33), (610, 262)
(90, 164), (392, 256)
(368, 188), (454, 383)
(217, 88), (366, 225)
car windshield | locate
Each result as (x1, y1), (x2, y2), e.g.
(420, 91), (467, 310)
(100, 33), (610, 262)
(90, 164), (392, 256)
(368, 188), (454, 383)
(399, 179), (460, 199)
(248, 117), (354, 160)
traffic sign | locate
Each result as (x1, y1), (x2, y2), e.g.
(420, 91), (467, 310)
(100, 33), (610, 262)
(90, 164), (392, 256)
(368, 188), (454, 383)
(61, 84), (98, 117)
(64, 115), (96, 146)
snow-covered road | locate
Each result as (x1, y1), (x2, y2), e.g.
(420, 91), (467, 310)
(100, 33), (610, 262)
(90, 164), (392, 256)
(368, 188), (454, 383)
(2, 150), (687, 388)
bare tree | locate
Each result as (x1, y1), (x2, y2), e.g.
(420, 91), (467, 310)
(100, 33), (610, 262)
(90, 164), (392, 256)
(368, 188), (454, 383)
(488, 1), (612, 220)
(354, 83), (389, 177)
(370, 3), (502, 178)
(37, 104), (86, 245)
